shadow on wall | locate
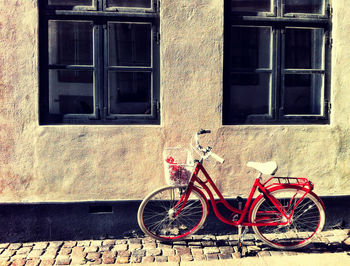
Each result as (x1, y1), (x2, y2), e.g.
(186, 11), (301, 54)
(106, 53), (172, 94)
(0, 196), (349, 243)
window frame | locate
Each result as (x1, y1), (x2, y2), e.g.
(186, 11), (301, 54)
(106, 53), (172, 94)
(223, 0), (332, 125)
(39, 0), (160, 125)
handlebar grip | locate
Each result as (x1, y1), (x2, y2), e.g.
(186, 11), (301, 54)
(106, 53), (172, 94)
(210, 152), (225, 164)
(197, 129), (211, 135)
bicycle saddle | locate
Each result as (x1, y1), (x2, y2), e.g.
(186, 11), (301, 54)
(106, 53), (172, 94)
(247, 161), (278, 175)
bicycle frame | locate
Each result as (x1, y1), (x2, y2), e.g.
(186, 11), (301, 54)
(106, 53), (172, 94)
(177, 161), (313, 227)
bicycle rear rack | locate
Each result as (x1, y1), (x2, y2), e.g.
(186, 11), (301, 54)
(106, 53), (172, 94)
(263, 177), (313, 190)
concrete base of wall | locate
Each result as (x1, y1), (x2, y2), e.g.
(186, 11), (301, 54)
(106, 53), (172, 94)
(0, 196), (348, 243)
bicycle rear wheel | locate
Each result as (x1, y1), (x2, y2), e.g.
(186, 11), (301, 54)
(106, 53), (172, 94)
(251, 188), (325, 249)
(137, 186), (208, 241)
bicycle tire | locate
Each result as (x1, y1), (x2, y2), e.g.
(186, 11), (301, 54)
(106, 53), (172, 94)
(250, 188), (325, 249)
(137, 186), (208, 241)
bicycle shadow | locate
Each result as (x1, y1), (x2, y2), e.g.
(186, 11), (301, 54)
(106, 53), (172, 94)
(153, 230), (350, 258)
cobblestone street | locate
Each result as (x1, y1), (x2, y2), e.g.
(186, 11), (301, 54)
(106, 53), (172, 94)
(0, 229), (349, 265)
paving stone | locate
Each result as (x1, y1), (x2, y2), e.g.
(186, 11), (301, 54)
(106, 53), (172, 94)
(85, 246), (99, 253)
(102, 250), (117, 258)
(102, 256), (116, 264)
(129, 239), (142, 244)
(115, 240), (127, 245)
(193, 253), (206, 261)
(168, 255), (181, 262)
(88, 258), (102, 264)
(146, 248), (161, 256)
(142, 256), (155, 263)
(206, 253), (219, 260)
(219, 253), (233, 260)
(27, 249), (44, 259)
(201, 241), (215, 247)
(8, 243), (22, 250)
(175, 247), (191, 256)
(320, 231), (334, 237)
(142, 242), (157, 249)
(10, 259), (26, 266)
(16, 246), (32, 255)
(103, 240), (115, 246)
(90, 240), (102, 247)
(70, 258), (87, 265)
(283, 251), (298, 256)
(343, 237), (350, 246)
(86, 252), (101, 261)
(162, 248), (175, 256)
(129, 244), (142, 250)
(132, 249), (146, 257)
(25, 258), (41, 266)
(55, 255), (71, 265)
(99, 245), (112, 252)
(40, 259), (55, 266)
(216, 235), (230, 240)
(219, 246), (234, 253)
(33, 242), (49, 250)
(269, 250), (284, 256)
(157, 242), (172, 248)
(187, 241), (202, 248)
(48, 242), (63, 249)
(242, 240), (255, 246)
(203, 246), (220, 254)
(58, 248), (72, 256)
(118, 250), (131, 257)
(155, 256), (168, 262)
(247, 245), (261, 252)
(181, 254), (194, 261)
(257, 250), (271, 257)
(62, 241), (76, 248)
(116, 256), (130, 263)
(232, 252), (241, 259)
(77, 240), (91, 247)
(113, 244), (128, 251)
(41, 248), (58, 259)
(130, 256), (142, 263)
(11, 254), (28, 260)
(0, 244), (9, 249)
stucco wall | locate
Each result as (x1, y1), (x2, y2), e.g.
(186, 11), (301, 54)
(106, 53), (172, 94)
(0, 0), (349, 202)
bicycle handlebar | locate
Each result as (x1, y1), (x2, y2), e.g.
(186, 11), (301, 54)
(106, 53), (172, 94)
(192, 129), (225, 163)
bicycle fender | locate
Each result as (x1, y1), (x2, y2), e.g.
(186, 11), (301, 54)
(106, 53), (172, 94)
(248, 185), (325, 223)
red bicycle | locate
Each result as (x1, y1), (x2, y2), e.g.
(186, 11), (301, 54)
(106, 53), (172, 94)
(137, 130), (325, 250)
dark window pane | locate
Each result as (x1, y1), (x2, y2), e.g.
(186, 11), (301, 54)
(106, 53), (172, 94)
(106, 0), (151, 8)
(231, 0), (271, 13)
(49, 21), (93, 65)
(227, 73), (271, 122)
(48, 0), (92, 6)
(285, 0), (323, 14)
(49, 70), (94, 115)
(231, 27), (271, 69)
(108, 23), (151, 67)
(109, 72), (151, 115)
(285, 28), (323, 69)
(284, 74), (323, 115)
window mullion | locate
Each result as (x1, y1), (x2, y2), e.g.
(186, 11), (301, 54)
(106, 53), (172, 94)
(276, 27), (284, 119)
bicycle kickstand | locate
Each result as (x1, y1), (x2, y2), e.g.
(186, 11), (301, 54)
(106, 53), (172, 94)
(237, 225), (248, 255)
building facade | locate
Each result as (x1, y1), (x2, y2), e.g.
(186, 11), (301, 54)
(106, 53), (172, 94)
(0, 0), (348, 207)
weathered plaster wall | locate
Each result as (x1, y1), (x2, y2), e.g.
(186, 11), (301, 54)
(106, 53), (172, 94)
(0, 0), (349, 202)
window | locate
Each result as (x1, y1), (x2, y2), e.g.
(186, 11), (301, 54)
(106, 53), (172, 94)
(223, 0), (331, 124)
(39, 0), (160, 125)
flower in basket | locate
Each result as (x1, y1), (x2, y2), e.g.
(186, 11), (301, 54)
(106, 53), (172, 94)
(165, 156), (190, 185)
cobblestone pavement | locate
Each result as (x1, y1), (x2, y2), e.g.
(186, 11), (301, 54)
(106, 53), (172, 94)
(0, 229), (349, 265)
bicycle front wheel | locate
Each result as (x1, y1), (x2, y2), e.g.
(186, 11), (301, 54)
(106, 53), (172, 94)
(137, 186), (208, 241)
(251, 188), (325, 249)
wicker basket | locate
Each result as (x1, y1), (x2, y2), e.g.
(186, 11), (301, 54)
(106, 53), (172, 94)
(163, 147), (194, 186)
